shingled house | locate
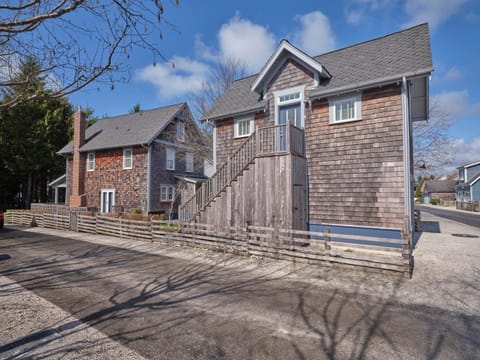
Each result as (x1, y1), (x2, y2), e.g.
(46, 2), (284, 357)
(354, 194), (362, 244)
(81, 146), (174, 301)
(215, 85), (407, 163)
(180, 24), (432, 237)
(421, 180), (456, 204)
(456, 160), (480, 202)
(58, 103), (205, 215)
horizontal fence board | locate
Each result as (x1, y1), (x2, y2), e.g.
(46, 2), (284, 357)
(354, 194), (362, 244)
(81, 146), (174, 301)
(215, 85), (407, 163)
(5, 210), (407, 273)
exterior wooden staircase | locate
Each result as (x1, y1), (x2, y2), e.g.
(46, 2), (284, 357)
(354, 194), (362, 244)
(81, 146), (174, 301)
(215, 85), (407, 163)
(179, 123), (305, 222)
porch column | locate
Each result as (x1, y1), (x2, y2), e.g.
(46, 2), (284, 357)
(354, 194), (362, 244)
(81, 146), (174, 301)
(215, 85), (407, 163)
(54, 187), (59, 204)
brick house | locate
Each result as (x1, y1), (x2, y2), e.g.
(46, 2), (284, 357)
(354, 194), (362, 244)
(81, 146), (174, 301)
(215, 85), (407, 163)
(180, 24), (432, 237)
(58, 103), (205, 215)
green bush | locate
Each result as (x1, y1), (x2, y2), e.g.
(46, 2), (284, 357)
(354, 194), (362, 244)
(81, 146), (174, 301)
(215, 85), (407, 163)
(430, 198), (440, 205)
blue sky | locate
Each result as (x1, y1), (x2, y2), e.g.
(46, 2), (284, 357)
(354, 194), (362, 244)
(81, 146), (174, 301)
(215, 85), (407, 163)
(69, 0), (480, 172)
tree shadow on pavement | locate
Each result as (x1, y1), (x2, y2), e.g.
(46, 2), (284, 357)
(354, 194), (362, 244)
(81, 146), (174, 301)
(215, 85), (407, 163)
(0, 229), (479, 359)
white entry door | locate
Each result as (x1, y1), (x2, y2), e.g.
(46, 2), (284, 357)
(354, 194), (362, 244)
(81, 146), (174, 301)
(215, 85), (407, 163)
(101, 189), (115, 213)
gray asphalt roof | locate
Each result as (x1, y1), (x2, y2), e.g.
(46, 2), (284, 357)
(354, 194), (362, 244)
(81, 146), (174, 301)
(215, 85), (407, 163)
(58, 103), (186, 154)
(424, 180), (456, 193)
(204, 23), (433, 121)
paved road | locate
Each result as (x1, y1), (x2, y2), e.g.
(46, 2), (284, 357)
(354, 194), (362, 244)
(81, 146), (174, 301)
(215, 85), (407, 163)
(0, 228), (479, 359)
(416, 204), (480, 229)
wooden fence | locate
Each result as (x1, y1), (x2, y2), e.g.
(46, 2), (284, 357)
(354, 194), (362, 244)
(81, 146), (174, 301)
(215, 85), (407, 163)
(5, 210), (408, 275)
(456, 201), (480, 212)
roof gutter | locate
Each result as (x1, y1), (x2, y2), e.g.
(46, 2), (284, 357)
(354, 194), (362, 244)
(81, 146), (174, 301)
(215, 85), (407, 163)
(308, 68), (433, 100)
(202, 104), (267, 123)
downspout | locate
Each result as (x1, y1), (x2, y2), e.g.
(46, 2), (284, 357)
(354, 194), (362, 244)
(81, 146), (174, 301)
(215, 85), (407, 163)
(401, 77), (413, 233)
(143, 144), (151, 213)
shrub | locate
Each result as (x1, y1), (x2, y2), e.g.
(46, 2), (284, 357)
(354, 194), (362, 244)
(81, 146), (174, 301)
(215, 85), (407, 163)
(430, 198), (440, 205)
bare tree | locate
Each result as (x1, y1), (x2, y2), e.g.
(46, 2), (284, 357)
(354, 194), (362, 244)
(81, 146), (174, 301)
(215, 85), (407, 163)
(190, 56), (246, 120)
(0, 0), (179, 109)
(413, 100), (455, 174)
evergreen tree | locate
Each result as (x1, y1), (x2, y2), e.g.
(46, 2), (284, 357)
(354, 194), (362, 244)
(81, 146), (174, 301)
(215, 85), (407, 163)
(0, 58), (73, 208)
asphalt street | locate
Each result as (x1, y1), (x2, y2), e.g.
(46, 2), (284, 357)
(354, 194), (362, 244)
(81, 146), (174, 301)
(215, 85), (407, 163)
(0, 228), (479, 359)
(416, 205), (480, 229)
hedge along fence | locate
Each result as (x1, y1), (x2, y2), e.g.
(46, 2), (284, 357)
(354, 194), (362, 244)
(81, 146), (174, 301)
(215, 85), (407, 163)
(5, 210), (409, 275)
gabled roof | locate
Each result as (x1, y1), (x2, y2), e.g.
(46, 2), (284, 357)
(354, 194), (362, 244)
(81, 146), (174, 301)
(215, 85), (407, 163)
(59, 103), (187, 154)
(202, 75), (267, 121)
(423, 180), (456, 193)
(251, 39), (331, 94)
(467, 172), (480, 186)
(203, 23), (433, 121)
(457, 160), (480, 170)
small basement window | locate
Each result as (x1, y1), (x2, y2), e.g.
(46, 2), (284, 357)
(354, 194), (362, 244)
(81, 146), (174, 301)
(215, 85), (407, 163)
(329, 94), (362, 124)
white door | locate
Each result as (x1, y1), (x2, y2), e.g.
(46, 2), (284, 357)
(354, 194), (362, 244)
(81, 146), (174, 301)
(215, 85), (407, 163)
(101, 189), (115, 213)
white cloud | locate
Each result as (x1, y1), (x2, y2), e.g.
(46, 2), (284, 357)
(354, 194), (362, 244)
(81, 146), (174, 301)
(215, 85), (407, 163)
(403, 0), (469, 31)
(136, 56), (210, 99)
(217, 14), (276, 73)
(194, 34), (218, 63)
(345, 0), (396, 24)
(292, 11), (336, 55)
(443, 67), (463, 82)
(451, 137), (480, 168)
(431, 90), (480, 118)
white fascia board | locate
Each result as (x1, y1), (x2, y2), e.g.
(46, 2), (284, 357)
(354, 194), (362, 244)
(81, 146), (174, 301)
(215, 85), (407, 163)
(251, 40), (330, 94)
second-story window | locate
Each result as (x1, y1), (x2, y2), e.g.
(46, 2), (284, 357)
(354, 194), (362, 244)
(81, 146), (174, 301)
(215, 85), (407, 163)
(275, 85), (304, 128)
(123, 148), (133, 169)
(329, 93), (362, 124)
(87, 152), (95, 171)
(185, 152), (194, 172)
(177, 122), (185, 141)
(166, 148), (175, 170)
(234, 115), (254, 138)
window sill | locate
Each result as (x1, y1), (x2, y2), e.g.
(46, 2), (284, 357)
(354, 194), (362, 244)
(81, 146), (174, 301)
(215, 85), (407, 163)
(328, 118), (362, 125)
(234, 134), (251, 139)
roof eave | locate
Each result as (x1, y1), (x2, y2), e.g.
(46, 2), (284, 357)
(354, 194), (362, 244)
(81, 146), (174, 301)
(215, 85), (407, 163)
(202, 104), (266, 122)
(309, 68), (434, 100)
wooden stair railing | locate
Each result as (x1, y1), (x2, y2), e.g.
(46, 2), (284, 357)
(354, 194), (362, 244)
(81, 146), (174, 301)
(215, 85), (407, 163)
(179, 123), (304, 222)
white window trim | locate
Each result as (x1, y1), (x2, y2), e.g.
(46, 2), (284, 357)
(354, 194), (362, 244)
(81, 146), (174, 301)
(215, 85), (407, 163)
(100, 188), (115, 213)
(160, 185), (175, 202)
(123, 148), (133, 169)
(234, 115), (254, 138)
(166, 148), (175, 170)
(177, 121), (185, 142)
(185, 152), (194, 172)
(274, 85), (305, 128)
(86, 152), (95, 172)
(329, 93), (362, 124)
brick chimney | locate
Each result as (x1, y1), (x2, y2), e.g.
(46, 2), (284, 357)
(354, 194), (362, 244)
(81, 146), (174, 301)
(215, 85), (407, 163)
(69, 107), (87, 207)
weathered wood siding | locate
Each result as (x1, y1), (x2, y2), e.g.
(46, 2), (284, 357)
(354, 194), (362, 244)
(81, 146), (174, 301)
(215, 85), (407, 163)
(306, 85), (405, 228)
(198, 154), (307, 231)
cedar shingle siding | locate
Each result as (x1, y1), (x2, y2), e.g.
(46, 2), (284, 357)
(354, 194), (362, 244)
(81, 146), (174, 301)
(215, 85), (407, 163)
(306, 85), (405, 228)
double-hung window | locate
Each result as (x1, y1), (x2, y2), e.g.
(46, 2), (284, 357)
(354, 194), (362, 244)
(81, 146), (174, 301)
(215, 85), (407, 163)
(329, 94), (362, 124)
(234, 116), (254, 138)
(160, 185), (175, 202)
(123, 148), (133, 169)
(177, 122), (185, 141)
(166, 148), (175, 170)
(87, 152), (95, 171)
(275, 86), (304, 129)
(185, 152), (194, 172)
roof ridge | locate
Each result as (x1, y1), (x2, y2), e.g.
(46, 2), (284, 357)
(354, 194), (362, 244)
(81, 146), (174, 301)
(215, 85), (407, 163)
(98, 102), (185, 122)
(314, 23), (429, 59)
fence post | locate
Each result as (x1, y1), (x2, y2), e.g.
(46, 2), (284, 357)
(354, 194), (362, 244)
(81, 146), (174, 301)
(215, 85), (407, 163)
(246, 221), (251, 256)
(324, 227), (331, 251)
